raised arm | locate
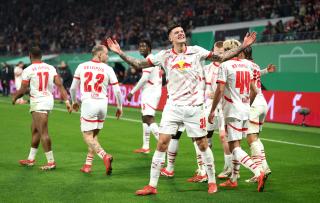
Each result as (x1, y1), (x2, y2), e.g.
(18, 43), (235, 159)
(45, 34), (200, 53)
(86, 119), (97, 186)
(261, 64), (276, 76)
(107, 38), (151, 69)
(207, 32), (257, 62)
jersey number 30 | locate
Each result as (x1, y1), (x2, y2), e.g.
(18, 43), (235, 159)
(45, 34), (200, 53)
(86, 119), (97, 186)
(235, 71), (250, 94)
(84, 72), (105, 93)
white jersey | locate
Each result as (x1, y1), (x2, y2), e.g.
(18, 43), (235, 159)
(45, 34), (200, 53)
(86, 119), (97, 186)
(203, 62), (219, 105)
(22, 62), (57, 103)
(148, 46), (211, 106)
(217, 58), (253, 120)
(74, 60), (119, 101)
(242, 59), (268, 107)
(131, 54), (162, 95)
(14, 66), (23, 90)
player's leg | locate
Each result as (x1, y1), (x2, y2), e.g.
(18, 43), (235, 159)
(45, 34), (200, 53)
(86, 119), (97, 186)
(136, 104), (180, 195)
(32, 111), (56, 170)
(187, 137), (207, 182)
(19, 121), (40, 166)
(217, 128), (233, 179)
(185, 105), (217, 193)
(80, 146), (94, 173)
(160, 127), (183, 177)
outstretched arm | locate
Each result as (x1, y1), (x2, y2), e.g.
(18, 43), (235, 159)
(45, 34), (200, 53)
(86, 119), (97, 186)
(261, 64), (276, 75)
(207, 32), (257, 62)
(107, 38), (151, 69)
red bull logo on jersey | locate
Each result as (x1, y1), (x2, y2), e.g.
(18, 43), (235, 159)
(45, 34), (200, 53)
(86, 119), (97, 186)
(171, 60), (192, 71)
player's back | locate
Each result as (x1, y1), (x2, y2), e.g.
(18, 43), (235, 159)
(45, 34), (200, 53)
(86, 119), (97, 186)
(22, 62), (57, 100)
(74, 60), (117, 101)
(218, 58), (253, 120)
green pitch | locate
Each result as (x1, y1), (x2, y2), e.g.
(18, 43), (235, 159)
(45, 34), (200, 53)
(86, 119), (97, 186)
(0, 96), (319, 202)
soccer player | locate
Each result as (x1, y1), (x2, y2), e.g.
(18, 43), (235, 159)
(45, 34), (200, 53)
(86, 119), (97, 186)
(208, 39), (267, 192)
(241, 46), (275, 183)
(14, 61), (27, 104)
(127, 39), (162, 154)
(12, 46), (72, 170)
(107, 25), (257, 195)
(70, 45), (122, 175)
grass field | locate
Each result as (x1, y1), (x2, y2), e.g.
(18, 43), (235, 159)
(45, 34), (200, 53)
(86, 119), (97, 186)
(0, 96), (320, 202)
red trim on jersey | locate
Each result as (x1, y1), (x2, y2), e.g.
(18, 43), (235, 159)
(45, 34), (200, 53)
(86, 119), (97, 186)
(224, 95), (233, 103)
(249, 120), (263, 125)
(171, 46), (187, 55)
(147, 80), (154, 85)
(146, 103), (157, 110)
(206, 51), (213, 59)
(213, 62), (220, 67)
(228, 123), (248, 132)
(91, 60), (101, 63)
(110, 82), (119, 85)
(147, 58), (154, 66)
(32, 61), (42, 64)
(143, 70), (151, 73)
(22, 80), (30, 84)
(230, 57), (241, 61)
(81, 117), (104, 123)
(74, 76), (80, 80)
(217, 80), (226, 84)
(205, 82), (212, 85)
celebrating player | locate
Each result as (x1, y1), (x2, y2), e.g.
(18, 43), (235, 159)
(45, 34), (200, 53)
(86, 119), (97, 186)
(12, 46), (72, 170)
(107, 24), (257, 195)
(70, 45), (122, 174)
(127, 39), (162, 154)
(208, 39), (267, 192)
(241, 46), (275, 183)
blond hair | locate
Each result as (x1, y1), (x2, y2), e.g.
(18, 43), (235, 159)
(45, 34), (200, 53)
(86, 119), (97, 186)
(223, 39), (241, 51)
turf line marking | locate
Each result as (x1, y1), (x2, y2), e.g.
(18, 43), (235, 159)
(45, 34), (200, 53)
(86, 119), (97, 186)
(260, 138), (320, 149)
(1, 99), (319, 149)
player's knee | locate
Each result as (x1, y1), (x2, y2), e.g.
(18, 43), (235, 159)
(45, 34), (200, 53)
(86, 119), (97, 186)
(195, 137), (208, 151)
(247, 133), (258, 145)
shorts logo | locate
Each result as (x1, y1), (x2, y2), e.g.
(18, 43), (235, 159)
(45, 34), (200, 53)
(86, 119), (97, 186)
(200, 117), (206, 129)
(172, 60), (191, 71)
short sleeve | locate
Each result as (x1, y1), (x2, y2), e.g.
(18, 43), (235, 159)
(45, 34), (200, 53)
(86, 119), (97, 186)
(147, 51), (166, 68)
(73, 65), (81, 80)
(21, 68), (31, 82)
(217, 63), (227, 84)
(108, 68), (119, 85)
(194, 45), (211, 61)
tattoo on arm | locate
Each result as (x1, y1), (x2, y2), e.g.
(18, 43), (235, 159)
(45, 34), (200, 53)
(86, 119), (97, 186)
(118, 52), (151, 69)
(208, 45), (245, 62)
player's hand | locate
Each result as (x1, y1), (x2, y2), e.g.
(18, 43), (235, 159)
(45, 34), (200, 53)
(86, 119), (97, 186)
(208, 111), (215, 124)
(127, 93), (133, 101)
(115, 108), (122, 119)
(242, 32), (256, 48)
(72, 102), (80, 112)
(65, 100), (72, 113)
(267, 64), (276, 73)
(106, 38), (122, 54)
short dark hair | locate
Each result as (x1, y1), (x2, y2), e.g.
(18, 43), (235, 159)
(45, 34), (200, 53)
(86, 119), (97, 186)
(243, 46), (253, 60)
(139, 39), (152, 50)
(167, 23), (182, 36)
(29, 46), (42, 59)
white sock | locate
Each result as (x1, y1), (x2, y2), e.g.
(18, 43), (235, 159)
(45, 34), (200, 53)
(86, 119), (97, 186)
(142, 123), (151, 149)
(224, 153), (233, 170)
(149, 150), (165, 188)
(250, 140), (263, 171)
(193, 142), (206, 175)
(45, 151), (54, 163)
(27, 147), (38, 160)
(257, 138), (270, 171)
(97, 149), (106, 159)
(232, 147), (260, 180)
(200, 147), (216, 183)
(85, 155), (94, 165)
(166, 139), (179, 172)
(149, 123), (159, 140)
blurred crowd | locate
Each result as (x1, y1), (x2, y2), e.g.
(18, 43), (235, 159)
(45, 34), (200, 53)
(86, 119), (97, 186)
(261, 1), (320, 42)
(0, 0), (319, 56)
